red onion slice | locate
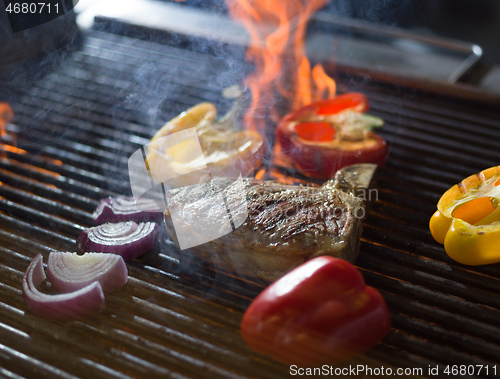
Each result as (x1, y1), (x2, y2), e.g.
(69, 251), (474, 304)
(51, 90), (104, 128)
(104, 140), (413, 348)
(93, 196), (164, 224)
(47, 252), (128, 293)
(77, 221), (161, 260)
(22, 254), (105, 321)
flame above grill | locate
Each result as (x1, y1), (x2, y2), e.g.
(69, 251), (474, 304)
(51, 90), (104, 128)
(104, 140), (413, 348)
(0, 103), (15, 158)
(225, 0), (336, 133)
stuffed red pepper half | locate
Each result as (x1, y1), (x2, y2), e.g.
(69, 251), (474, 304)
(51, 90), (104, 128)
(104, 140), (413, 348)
(276, 93), (388, 180)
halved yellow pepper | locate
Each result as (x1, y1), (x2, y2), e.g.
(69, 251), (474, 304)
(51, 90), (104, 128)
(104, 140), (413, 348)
(429, 165), (500, 265)
(146, 102), (267, 186)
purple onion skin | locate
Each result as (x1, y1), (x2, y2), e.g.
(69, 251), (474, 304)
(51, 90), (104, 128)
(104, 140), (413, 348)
(93, 197), (163, 225)
(77, 222), (161, 260)
(23, 254), (105, 322)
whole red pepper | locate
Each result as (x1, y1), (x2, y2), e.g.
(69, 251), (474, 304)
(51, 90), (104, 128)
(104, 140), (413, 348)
(241, 256), (391, 366)
(276, 93), (388, 180)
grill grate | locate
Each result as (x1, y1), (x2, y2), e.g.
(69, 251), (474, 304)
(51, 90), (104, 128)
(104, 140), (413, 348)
(1, 28), (500, 379)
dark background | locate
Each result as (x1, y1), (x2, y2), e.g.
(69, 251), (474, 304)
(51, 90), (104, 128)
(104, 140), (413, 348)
(169, 0), (500, 65)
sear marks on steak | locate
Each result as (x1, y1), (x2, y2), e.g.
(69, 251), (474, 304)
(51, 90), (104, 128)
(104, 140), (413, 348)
(164, 164), (377, 282)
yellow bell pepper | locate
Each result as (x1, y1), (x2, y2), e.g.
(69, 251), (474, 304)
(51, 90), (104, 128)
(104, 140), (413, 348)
(429, 165), (500, 265)
(146, 102), (267, 186)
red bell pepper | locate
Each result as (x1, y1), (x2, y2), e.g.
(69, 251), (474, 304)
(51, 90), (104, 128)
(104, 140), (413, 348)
(276, 93), (388, 180)
(241, 256), (391, 366)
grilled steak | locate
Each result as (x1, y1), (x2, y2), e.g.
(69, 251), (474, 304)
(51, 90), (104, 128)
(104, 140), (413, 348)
(164, 164), (376, 282)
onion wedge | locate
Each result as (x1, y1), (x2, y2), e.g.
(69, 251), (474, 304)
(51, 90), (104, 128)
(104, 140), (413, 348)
(22, 254), (105, 321)
(47, 252), (128, 293)
(77, 221), (161, 260)
(93, 196), (164, 224)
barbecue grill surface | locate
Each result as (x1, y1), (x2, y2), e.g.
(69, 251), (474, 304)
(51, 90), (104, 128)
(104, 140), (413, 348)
(1, 27), (500, 379)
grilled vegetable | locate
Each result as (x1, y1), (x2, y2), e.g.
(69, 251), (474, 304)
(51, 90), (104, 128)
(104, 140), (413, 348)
(23, 254), (106, 321)
(146, 102), (267, 187)
(241, 256), (391, 366)
(77, 221), (161, 260)
(93, 196), (164, 224)
(430, 165), (500, 265)
(47, 252), (128, 293)
(276, 93), (387, 179)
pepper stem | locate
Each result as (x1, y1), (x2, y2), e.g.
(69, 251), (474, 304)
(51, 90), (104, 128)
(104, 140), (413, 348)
(216, 85), (246, 132)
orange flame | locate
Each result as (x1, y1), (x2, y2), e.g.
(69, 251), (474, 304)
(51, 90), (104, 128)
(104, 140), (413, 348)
(0, 144), (26, 155)
(0, 103), (13, 139)
(0, 103), (15, 158)
(226, 0), (336, 133)
(312, 63), (336, 103)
